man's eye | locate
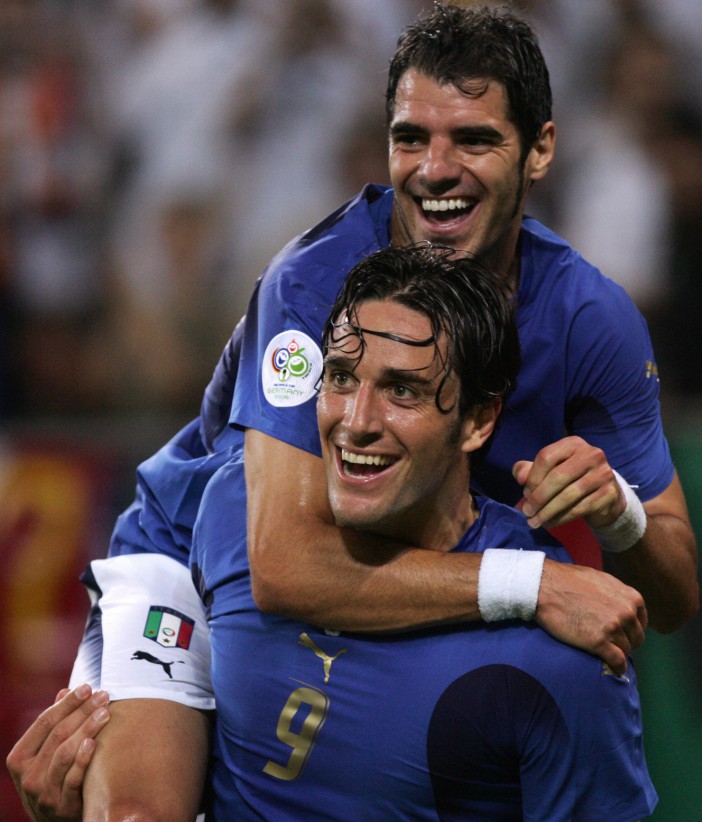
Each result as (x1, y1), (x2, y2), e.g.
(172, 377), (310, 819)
(459, 135), (498, 153)
(331, 372), (351, 387)
(392, 132), (422, 148)
(391, 384), (414, 399)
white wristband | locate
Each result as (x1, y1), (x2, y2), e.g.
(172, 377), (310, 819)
(592, 470), (647, 553)
(478, 548), (546, 622)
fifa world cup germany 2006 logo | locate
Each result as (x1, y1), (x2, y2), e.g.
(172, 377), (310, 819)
(271, 339), (311, 382)
(262, 329), (323, 408)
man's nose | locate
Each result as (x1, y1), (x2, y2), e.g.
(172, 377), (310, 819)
(345, 384), (383, 442)
(418, 140), (461, 190)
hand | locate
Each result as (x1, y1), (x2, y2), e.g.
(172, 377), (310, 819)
(6, 684), (111, 822)
(536, 559), (648, 675)
(513, 436), (625, 530)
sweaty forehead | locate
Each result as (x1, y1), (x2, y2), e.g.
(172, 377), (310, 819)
(392, 69), (510, 123)
(339, 300), (433, 347)
(328, 299), (450, 381)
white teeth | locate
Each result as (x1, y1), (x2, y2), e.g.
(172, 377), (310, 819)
(421, 198), (471, 212)
(341, 449), (393, 467)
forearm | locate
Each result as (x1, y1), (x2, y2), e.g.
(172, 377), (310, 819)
(82, 699), (210, 822)
(251, 513), (483, 630)
(603, 508), (699, 633)
(246, 429), (481, 629)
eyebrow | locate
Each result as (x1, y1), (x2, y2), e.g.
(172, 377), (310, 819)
(323, 356), (437, 388)
(322, 354), (358, 371)
(389, 122), (505, 143)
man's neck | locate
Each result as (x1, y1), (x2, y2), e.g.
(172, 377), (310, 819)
(389, 204), (521, 294)
(371, 491), (480, 553)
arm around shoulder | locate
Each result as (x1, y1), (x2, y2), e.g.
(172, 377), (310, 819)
(245, 429), (484, 630)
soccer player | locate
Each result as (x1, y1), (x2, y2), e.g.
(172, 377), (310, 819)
(15, 246), (659, 819)
(7, 4), (697, 818)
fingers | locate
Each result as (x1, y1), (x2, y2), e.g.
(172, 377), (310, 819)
(598, 643), (628, 678)
(7, 684), (111, 821)
(9, 684), (95, 762)
(512, 437), (622, 529)
(535, 560), (648, 674)
(512, 460), (533, 487)
(62, 740), (98, 817)
(45, 700), (110, 783)
(54, 688), (71, 704)
(49, 735), (101, 817)
(594, 602), (646, 676)
(46, 686), (110, 753)
(594, 604), (647, 676)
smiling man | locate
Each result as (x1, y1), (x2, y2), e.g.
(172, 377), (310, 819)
(238, 1), (696, 650)
(318, 255), (508, 545)
(388, 73), (545, 285)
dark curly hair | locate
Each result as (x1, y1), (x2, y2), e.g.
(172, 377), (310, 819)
(386, 3), (552, 160)
(322, 244), (520, 431)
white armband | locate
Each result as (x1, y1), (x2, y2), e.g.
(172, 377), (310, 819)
(477, 548), (546, 622)
(592, 470), (647, 553)
(69, 554), (214, 710)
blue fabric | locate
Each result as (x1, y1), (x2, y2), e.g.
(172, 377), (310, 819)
(97, 185), (666, 816)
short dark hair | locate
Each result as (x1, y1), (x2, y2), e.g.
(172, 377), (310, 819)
(386, 3), (552, 157)
(322, 244), (520, 426)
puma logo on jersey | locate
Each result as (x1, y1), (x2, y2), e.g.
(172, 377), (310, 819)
(601, 661), (630, 683)
(131, 650), (184, 679)
(298, 632), (348, 683)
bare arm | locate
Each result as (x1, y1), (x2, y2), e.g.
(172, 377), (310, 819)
(513, 437), (699, 632)
(81, 699), (209, 822)
(246, 429), (646, 673)
(604, 473), (699, 633)
(246, 430), (481, 630)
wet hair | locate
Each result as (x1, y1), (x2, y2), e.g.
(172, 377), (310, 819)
(386, 2), (552, 158)
(322, 244), (521, 427)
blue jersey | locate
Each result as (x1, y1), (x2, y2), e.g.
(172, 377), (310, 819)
(229, 184), (671, 507)
(191, 451), (657, 821)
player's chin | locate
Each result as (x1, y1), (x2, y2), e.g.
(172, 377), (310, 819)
(328, 494), (383, 532)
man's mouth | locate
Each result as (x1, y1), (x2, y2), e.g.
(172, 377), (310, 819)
(340, 448), (396, 478)
(420, 197), (475, 222)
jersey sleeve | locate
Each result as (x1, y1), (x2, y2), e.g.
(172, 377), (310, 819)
(109, 418), (240, 563)
(520, 656), (658, 820)
(228, 186), (391, 457)
(200, 316), (245, 453)
(227, 268), (328, 457)
(69, 554), (215, 709)
(69, 418), (244, 706)
(565, 281), (673, 502)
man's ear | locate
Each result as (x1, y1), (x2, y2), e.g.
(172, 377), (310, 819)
(460, 399), (502, 454)
(526, 121), (556, 183)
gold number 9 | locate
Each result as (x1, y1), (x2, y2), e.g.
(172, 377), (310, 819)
(263, 686), (330, 781)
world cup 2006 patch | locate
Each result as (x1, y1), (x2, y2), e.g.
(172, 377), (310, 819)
(262, 330), (323, 407)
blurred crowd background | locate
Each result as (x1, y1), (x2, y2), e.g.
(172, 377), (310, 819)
(1, 1), (701, 819)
